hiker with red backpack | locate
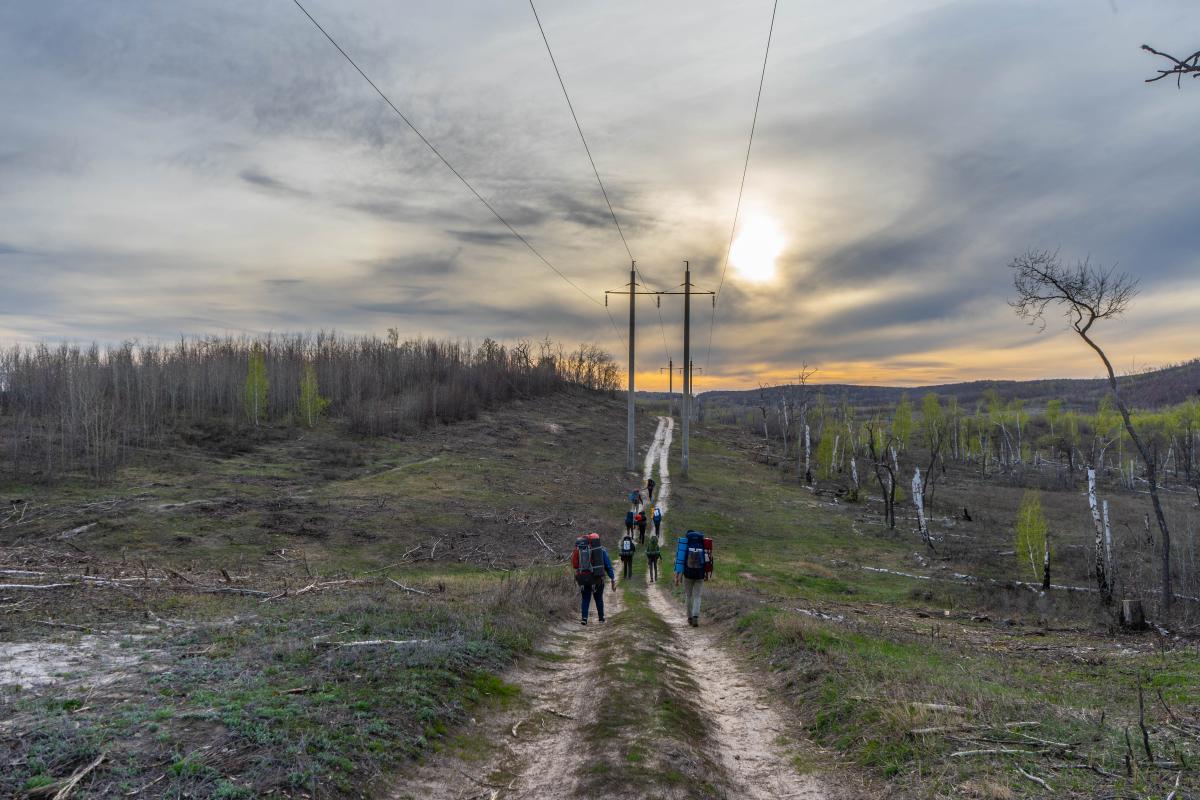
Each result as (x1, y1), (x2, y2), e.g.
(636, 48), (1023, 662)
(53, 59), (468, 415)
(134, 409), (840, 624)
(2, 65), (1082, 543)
(619, 531), (636, 579)
(572, 533), (615, 625)
(673, 530), (713, 627)
(634, 510), (647, 544)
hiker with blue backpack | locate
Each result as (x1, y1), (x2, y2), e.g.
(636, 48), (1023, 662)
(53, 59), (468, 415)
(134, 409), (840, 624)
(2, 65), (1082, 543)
(624, 508), (636, 538)
(673, 530), (713, 627)
(651, 506), (662, 538)
(628, 488), (643, 511)
(572, 532), (616, 625)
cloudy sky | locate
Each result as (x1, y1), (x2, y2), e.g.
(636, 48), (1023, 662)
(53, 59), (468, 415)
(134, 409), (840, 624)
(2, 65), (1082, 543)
(1, 0), (1198, 389)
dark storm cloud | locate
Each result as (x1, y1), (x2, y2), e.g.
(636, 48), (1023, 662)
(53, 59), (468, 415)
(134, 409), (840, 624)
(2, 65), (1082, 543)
(367, 254), (460, 279)
(239, 168), (309, 198)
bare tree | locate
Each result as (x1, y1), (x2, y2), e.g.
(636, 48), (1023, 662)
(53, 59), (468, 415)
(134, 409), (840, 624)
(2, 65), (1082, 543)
(1009, 249), (1174, 609)
(865, 418), (899, 530)
(1142, 44), (1200, 86)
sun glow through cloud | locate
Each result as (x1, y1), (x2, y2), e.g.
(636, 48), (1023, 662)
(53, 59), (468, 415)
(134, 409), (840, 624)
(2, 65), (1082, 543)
(729, 215), (784, 284)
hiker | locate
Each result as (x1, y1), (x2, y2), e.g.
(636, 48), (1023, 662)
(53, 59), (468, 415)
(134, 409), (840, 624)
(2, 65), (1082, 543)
(572, 532), (615, 625)
(635, 510), (647, 544)
(624, 508), (635, 537)
(619, 531), (636, 579)
(629, 488), (642, 511)
(646, 477), (656, 502)
(674, 530), (712, 627)
(645, 532), (661, 583)
(652, 505), (662, 537)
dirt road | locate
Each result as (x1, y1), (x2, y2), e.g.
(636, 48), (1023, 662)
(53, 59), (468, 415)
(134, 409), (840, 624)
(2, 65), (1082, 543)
(398, 416), (826, 799)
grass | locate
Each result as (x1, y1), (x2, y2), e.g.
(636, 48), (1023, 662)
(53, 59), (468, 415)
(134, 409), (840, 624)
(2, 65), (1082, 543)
(576, 558), (725, 797)
(671, 421), (1200, 798)
(0, 390), (647, 799)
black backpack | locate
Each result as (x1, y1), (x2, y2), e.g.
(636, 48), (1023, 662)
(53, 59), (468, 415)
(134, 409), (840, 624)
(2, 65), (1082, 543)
(620, 536), (634, 556)
(574, 537), (604, 586)
(682, 530), (707, 580)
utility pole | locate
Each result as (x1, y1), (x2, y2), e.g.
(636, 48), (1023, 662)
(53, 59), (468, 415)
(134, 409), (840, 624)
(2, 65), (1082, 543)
(659, 360), (683, 417)
(627, 264), (637, 472)
(608, 263), (712, 477)
(682, 263), (691, 477)
(686, 361), (704, 424)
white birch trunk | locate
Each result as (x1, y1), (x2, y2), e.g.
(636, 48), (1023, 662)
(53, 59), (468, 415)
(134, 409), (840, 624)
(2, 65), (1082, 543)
(1102, 499), (1113, 591)
(831, 434), (840, 475)
(912, 467), (930, 546)
(804, 424), (811, 481)
(850, 457), (859, 490)
(1088, 469), (1109, 598)
(890, 446), (900, 474)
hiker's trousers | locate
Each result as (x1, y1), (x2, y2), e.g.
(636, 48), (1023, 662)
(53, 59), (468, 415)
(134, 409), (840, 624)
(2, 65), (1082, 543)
(647, 555), (660, 582)
(581, 583), (606, 620)
(620, 555), (633, 579)
(682, 577), (703, 619)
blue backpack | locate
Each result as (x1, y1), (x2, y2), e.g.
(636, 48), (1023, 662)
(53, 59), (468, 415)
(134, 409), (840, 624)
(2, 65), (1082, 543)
(682, 530), (707, 580)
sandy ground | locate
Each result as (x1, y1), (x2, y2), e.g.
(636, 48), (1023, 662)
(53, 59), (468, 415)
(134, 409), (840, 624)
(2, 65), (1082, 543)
(395, 416), (826, 799)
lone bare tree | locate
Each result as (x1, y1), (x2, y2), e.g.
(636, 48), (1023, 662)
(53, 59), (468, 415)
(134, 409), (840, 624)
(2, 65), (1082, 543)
(1009, 249), (1174, 609)
(1142, 44), (1200, 86)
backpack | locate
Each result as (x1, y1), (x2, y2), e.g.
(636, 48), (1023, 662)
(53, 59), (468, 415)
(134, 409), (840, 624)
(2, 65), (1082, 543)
(629, 490), (641, 505)
(682, 530), (707, 580)
(574, 537), (605, 586)
(620, 536), (634, 556)
(703, 536), (714, 579)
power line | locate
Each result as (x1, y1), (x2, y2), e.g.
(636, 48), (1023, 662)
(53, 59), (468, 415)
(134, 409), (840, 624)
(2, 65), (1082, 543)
(704, 0), (779, 371)
(291, 0), (602, 308)
(527, 0), (672, 365)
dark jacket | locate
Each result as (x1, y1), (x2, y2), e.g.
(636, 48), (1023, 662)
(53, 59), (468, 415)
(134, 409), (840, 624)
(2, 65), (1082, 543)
(619, 535), (636, 558)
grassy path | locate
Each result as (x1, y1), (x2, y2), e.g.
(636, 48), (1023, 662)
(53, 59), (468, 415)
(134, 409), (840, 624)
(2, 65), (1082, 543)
(399, 416), (829, 798)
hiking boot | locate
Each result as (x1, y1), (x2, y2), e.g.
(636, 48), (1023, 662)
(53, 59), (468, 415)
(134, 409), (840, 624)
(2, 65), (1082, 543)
(598, 616), (606, 623)
(580, 618), (588, 625)
(688, 616), (698, 627)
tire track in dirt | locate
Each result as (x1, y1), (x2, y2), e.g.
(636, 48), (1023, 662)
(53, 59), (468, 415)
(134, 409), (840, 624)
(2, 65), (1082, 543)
(643, 415), (826, 800)
(396, 590), (624, 800)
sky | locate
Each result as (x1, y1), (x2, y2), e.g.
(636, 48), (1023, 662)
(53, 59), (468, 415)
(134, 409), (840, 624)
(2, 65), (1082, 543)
(1, 0), (1198, 390)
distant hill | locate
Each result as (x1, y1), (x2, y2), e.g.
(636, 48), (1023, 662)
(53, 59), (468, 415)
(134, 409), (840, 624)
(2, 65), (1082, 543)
(643, 359), (1200, 413)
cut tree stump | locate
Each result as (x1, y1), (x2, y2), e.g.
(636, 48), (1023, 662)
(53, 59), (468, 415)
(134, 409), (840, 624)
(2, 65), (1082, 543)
(1119, 599), (1146, 630)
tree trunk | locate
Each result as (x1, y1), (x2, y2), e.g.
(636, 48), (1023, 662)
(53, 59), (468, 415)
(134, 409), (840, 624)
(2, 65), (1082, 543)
(1088, 469), (1112, 604)
(1078, 330), (1172, 610)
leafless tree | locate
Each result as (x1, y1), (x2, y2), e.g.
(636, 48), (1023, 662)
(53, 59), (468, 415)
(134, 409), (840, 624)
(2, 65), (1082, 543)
(865, 418), (899, 530)
(1009, 248), (1174, 609)
(1142, 44), (1200, 87)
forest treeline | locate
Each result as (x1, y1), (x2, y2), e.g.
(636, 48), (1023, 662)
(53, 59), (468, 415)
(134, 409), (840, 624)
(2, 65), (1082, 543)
(711, 383), (1200, 614)
(701, 358), (1200, 414)
(0, 333), (619, 481)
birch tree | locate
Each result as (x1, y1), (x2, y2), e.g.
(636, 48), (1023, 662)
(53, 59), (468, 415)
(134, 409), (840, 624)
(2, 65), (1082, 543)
(1010, 249), (1174, 609)
(1015, 490), (1051, 590)
(244, 345), (269, 427)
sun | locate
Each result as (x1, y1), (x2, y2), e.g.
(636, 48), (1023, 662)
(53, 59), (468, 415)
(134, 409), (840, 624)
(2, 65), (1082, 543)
(729, 215), (785, 284)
